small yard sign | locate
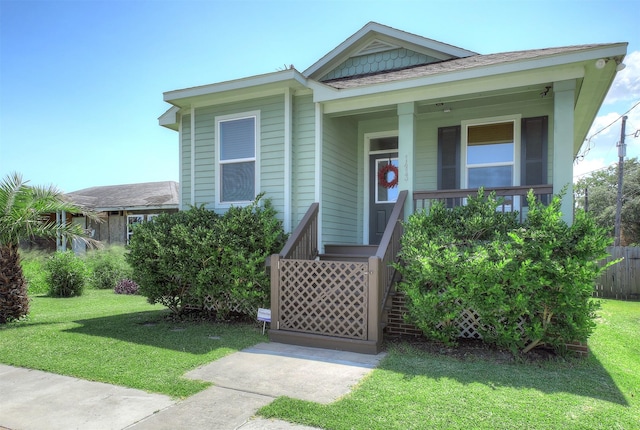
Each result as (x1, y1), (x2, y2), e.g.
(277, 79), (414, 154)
(257, 308), (271, 334)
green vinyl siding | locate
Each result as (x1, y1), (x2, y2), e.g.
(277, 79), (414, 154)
(180, 114), (191, 208)
(260, 97), (286, 213)
(292, 94), (316, 227)
(187, 95), (285, 215)
(194, 106), (215, 204)
(322, 116), (359, 245)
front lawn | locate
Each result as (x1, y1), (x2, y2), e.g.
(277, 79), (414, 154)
(259, 299), (640, 429)
(0, 289), (266, 398)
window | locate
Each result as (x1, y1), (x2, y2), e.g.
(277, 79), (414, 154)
(438, 116), (546, 192)
(126, 214), (158, 244)
(462, 118), (520, 189)
(375, 158), (399, 203)
(126, 215), (144, 244)
(216, 113), (258, 205)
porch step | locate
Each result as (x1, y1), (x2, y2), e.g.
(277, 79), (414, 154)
(269, 330), (381, 355)
(319, 244), (378, 262)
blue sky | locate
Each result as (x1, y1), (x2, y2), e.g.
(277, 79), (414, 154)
(1, 0), (639, 192)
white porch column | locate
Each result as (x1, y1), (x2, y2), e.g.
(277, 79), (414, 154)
(553, 80), (576, 224)
(283, 88), (292, 232)
(315, 102), (323, 249)
(397, 102), (416, 219)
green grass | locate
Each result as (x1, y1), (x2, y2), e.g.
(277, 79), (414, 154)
(259, 299), (640, 429)
(0, 289), (266, 398)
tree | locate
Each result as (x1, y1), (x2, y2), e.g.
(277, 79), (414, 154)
(0, 173), (98, 323)
(575, 158), (640, 245)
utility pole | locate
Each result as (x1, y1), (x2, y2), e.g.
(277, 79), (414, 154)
(614, 116), (627, 246)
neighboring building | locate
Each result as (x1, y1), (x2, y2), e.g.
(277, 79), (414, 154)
(158, 22), (627, 353)
(65, 181), (179, 250)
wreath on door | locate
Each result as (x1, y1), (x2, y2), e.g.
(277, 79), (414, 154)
(378, 163), (399, 189)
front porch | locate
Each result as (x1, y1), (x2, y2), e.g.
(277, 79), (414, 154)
(268, 185), (553, 354)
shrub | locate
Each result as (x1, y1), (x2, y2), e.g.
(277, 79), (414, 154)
(45, 251), (87, 297)
(126, 194), (286, 318)
(114, 279), (139, 295)
(20, 250), (50, 295)
(397, 190), (613, 354)
(85, 246), (132, 289)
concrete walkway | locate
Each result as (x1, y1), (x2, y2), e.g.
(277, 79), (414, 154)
(0, 343), (385, 430)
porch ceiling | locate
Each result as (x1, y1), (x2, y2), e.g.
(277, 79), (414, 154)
(324, 82), (557, 119)
(416, 82), (556, 114)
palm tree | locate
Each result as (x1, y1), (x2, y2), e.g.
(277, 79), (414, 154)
(0, 172), (99, 323)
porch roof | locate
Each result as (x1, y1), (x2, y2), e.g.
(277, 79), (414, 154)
(322, 44), (623, 89)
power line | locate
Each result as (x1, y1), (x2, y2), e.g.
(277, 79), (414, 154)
(576, 99), (640, 161)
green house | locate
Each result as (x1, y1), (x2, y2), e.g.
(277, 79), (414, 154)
(159, 22), (627, 353)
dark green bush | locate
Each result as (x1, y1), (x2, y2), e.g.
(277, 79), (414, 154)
(126, 194), (286, 318)
(85, 246), (132, 289)
(45, 251), (88, 297)
(397, 190), (612, 354)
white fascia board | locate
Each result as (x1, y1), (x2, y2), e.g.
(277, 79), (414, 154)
(312, 44), (626, 110)
(158, 106), (179, 129)
(164, 69), (308, 105)
(304, 22), (476, 77)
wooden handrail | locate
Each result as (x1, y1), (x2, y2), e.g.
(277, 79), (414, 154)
(376, 190), (407, 259)
(279, 202), (319, 260)
(375, 190), (407, 315)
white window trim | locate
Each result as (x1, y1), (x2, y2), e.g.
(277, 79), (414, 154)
(126, 214), (145, 244)
(363, 130), (398, 245)
(461, 115), (521, 189)
(215, 111), (260, 208)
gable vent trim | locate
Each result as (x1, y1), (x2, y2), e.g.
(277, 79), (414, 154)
(356, 39), (400, 56)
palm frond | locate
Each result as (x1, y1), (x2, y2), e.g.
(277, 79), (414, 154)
(0, 172), (100, 248)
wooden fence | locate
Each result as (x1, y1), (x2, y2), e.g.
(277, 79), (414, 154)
(594, 246), (640, 301)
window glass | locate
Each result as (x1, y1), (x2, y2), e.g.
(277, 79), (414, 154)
(220, 118), (255, 160)
(218, 116), (256, 203)
(376, 158), (399, 203)
(221, 162), (255, 202)
(466, 121), (515, 188)
(468, 166), (513, 188)
(467, 143), (513, 164)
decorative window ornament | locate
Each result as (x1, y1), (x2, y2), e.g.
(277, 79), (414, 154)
(378, 163), (399, 189)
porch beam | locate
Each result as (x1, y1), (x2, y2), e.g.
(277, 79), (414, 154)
(397, 102), (415, 219)
(320, 65), (584, 115)
(553, 79), (576, 224)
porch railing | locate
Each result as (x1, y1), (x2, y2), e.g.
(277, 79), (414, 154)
(375, 190), (407, 315)
(279, 203), (319, 260)
(413, 185), (553, 222)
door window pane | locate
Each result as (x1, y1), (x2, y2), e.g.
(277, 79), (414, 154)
(376, 158), (399, 203)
